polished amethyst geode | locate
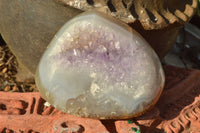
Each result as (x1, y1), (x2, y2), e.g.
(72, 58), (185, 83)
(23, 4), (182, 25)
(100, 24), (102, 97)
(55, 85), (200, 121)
(35, 11), (165, 119)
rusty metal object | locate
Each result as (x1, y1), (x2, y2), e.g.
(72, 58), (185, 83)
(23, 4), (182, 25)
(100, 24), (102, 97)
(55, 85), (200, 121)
(61, 0), (198, 30)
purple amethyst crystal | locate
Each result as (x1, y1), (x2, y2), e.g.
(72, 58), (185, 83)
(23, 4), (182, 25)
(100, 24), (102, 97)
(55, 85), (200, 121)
(35, 11), (165, 119)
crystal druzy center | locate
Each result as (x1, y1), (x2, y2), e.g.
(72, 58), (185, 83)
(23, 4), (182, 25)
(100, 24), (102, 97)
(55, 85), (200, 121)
(36, 11), (165, 119)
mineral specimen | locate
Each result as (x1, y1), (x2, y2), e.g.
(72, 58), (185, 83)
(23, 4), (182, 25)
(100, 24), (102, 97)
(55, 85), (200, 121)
(35, 11), (165, 119)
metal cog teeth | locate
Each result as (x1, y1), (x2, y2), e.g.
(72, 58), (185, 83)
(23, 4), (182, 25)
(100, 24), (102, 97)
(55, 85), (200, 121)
(60, 0), (198, 30)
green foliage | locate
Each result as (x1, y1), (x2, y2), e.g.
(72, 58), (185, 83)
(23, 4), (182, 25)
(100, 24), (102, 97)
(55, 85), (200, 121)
(127, 120), (134, 124)
(131, 127), (141, 133)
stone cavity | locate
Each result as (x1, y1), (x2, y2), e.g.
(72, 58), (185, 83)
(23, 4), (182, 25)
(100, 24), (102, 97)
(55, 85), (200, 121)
(35, 11), (165, 119)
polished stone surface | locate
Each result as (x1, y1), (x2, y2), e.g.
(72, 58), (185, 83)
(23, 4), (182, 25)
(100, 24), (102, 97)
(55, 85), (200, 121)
(35, 11), (165, 119)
